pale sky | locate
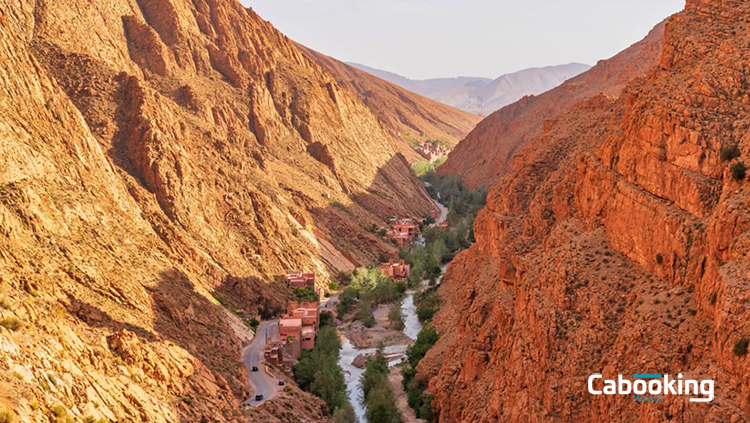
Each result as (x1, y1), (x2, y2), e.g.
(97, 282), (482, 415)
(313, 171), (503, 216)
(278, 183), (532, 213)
(242, 0), (684, 80)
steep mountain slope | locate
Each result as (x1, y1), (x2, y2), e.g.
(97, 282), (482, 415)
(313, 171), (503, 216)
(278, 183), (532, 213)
(297, 45), (482, 163)
(349, 62), (590, 115)
(0, 0), (432, 421)
(438, 21), (666, 188)
(421, 1), (750, 421)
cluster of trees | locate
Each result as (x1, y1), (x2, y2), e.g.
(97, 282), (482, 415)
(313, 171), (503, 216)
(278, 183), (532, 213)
(400, 285), (442, 421)
(401, 326), (440, 421)
(293, 326), (351, 419)
(421, 173), (487, 219)
(361, 351), (403, 423)
(399, 174), (486, 288)
(388, 303), (404, 330)
(415, 288), (440, 323)
(412, 156), (447, 177)
(337, 267), (407, 325)
(293, 286), (319, 302)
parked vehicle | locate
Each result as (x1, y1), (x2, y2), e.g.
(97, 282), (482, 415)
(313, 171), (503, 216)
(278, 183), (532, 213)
(252, 366), (259, 372)
(278, 380), (285, 386)
(255, 394), (263, 401)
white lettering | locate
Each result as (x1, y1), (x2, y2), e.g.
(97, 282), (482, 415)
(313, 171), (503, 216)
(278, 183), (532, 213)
(588, 374), (602, 395)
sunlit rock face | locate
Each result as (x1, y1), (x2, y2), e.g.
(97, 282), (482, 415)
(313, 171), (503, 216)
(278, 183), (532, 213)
(423, 1), (750, 421)
(0, 0), (433, 421)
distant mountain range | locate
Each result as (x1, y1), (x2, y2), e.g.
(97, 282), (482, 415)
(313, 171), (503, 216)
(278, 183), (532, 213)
(348, 62), (591, 116)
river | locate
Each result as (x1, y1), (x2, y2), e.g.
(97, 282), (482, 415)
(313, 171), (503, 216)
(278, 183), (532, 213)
(338, 194), (448, 422)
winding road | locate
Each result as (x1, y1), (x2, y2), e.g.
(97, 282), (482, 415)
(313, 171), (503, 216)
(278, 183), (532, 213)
(242, 320), (280, 406)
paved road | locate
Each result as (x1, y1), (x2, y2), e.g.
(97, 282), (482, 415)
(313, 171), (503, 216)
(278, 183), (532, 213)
(242, 320), (279, 406)
(429, 191), (448, 227)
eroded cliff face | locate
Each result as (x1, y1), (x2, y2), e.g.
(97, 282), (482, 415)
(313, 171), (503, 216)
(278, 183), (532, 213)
(0, 0), (431, 421)
(423, 1), (750, 421)
(296, 44), (482, 163)
(438, 20), (666, 189)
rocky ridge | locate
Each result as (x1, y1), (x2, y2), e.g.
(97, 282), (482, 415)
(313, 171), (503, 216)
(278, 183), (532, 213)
(297, 44), (482, 163)
(0, 0), (433, 421)
(438, 20), (667, 189)
(421, 1), (750, 421)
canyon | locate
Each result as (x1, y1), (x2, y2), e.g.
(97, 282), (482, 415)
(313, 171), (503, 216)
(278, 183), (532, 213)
(2, 0), (750, 422)
(0, 0), (442, 421)
(421, 0), (750, 421)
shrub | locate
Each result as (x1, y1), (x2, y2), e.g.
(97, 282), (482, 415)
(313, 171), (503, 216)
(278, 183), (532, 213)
(361, 352), (402, 423)
(328, 281), (339, 291)
(319, 311), (334, 328)
(50, 405), (73, 423)
(336, 271), (352, 285)
(733, 337), (749, 356)
(354, 302), (375, 328)
(655, 254), (664, 265)
(249, 319), (260, 330)
(213, 294), (226, 306)
(332, 403), (356, 423)
(293, 327), (348, 413)
(0, 409), (15, 423)
(293, 287), (319, 302)
(731, 162), (747, 181)
(406, 326), (440, 368)
(415, 289), (441, 323)
(721, 145), (741, 162)
(388, 303), (404, 330)
(709, 292), (717, 306)
(0, 318), (22, 331)
(0, 297), (9, 310)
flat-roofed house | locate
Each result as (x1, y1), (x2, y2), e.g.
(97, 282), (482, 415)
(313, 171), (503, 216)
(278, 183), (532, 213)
(285, 271), (316, 289)
(379, 260), (411, 280)
(301, 326), (316, 350)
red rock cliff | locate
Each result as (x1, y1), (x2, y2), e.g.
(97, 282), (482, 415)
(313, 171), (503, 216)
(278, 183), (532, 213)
(423, 1), (750, 421)
(438, 20), (666, 189)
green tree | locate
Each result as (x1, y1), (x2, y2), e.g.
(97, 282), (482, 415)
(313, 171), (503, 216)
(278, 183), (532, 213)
(332, 403), (356, 423)
(388, 303), (404, 330)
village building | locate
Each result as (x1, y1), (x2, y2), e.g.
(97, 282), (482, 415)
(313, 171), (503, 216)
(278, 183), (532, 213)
(278, 316), (303, 359)
(285, 270), (316, 290)
(388, 217), (420, 247)
(379, 259), (411, 280)
(263, 340), (284, 365)
(417, 141), (450, 162)
(301, 326), (316, 350)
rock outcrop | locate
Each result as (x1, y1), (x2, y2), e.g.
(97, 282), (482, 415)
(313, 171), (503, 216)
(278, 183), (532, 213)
(438, 20), (667, 189)
(0, 0), (433, 421)
(297, 44), (482, 163)
(422, 1), (750, 421)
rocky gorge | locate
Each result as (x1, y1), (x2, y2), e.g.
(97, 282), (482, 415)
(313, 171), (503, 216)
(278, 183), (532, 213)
(0, 0), (478, 421)
(422, 0), (750, 421)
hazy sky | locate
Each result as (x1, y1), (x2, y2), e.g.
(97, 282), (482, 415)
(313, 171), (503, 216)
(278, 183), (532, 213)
(242, 0), (684, 80)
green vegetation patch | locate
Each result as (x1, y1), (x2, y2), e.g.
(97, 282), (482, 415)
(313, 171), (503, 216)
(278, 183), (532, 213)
(401, 325), (440, 422)
(733, 337), (749, 356)
(0, 317), (22, 331)
(361, 351), (403, 423)
(293, 327), (351, 415)
(721, 144), (741, 162)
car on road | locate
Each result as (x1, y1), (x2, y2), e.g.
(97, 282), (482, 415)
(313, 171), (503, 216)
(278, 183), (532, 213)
(252, 366), (259, 372)
(255, 394), (263, 401)
(278, 380), (285, 386)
